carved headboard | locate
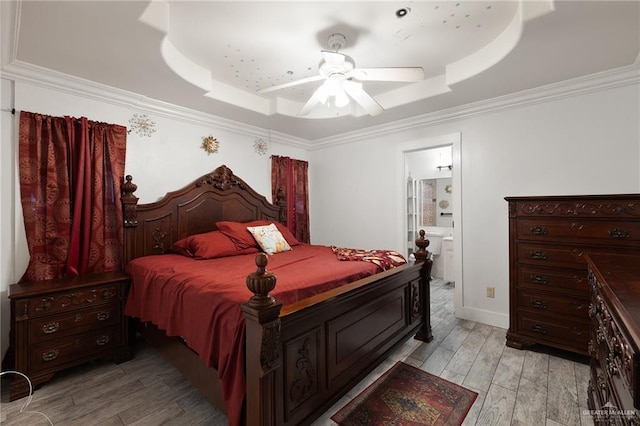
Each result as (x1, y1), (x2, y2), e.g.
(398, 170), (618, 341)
(121, 165), (285, 264)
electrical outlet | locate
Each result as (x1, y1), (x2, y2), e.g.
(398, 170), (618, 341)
(486, 287), (495, 298)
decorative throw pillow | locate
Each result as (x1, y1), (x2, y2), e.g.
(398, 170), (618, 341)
(247, 223), (292, 255)
(216, 220), (300, 250)
(171, 230), (258, 259)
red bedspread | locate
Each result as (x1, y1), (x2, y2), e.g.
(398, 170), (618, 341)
(124, 244), (384, 426)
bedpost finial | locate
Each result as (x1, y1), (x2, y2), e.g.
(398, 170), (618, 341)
(246, 253), (277, 308)
(122, 175), (138, 197)
(414, 229), (430, 264)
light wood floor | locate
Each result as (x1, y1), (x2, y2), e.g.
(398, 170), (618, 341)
(1, 278), (594, 426)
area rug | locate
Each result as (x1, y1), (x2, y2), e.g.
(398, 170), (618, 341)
(332, 361), (477, 426)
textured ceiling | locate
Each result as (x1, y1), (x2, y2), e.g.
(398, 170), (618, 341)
(2, 0), (639, 141)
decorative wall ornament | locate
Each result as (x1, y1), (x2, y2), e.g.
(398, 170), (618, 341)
(201, 135), (220, 155)
(128, 113), (156, 137)
(254, 138), (269, 156)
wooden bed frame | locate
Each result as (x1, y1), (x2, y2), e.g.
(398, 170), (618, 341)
(121, 165), (433, 426)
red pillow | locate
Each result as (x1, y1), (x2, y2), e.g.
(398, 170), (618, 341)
(171, 230), (258, 259)
(216, 220), (300, 250)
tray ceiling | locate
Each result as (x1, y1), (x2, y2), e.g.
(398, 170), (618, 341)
(2, 1), (639, 141)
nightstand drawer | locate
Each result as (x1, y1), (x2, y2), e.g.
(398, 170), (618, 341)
(21, 284), (121, 318)
(29, 303), (121, 344)
(29, 326), (121, 373)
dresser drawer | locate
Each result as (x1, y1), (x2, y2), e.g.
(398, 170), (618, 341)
(518, 266), (588, 294)
(517, 289), (589, 321)
(517, 313), (589, 351)
(517, 243), (588, 269)
(510, 198), (640, 220)
(29, 303), (121, 344)
(21, 284), (121, 318)
(29, 326), (121, 373)
(517, 218), (640, 244)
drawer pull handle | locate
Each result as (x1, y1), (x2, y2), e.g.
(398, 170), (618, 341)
(42, 349), (59, 362)
(608, 228), (630, 239)
(74, 313), (83, 321)
(96, 311), (110, 321)
(101, 288), (117, 299)
(530, 250), (548, 260)
(531, 324), (547, 334)
(42, 322), (59, 334)
(531, 299), (547, 309)
(530, 274), (548, 285)
(529, 226), (548, 235)
(96, 335), (110, 346)
(570, 222), (584, 230)
(35, 298), (54, 313)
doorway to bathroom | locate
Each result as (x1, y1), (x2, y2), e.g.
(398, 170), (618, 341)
(398, 132), (462, 316)
(405, 145), (454, 282)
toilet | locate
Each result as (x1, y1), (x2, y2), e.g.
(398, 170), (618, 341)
(424, 231), (445, 279)
(424, 231), (443, 256)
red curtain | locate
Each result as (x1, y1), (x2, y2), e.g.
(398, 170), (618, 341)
(271, 156), (310, 243)
(18, 112), (127, 281)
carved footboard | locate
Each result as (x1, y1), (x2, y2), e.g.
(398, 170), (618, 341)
(242, 254), (433, 426)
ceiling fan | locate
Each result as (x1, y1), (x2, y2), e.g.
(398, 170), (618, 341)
(257, 33), (424, 117)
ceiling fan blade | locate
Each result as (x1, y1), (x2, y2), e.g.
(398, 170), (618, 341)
(298, 83), (330, 116)
(351, 67), (424, 82)
(321, 50), (346, 68)
(342, 81), (383, 116)
(257, 75), (324, 95)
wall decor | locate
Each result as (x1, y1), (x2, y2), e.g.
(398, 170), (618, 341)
(254, 138), (268, 156)
(128, 113), (156, 137)
(201, 135), (220, 155)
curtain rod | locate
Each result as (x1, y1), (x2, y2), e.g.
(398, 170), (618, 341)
(1, 108), (16, 115)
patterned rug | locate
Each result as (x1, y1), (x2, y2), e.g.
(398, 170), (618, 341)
(332, 362), (477, 426)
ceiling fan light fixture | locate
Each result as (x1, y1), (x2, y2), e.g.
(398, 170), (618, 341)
(260, 33), (422, 117)
(335, 90), (350, 108)
(324, 78), (342, 96)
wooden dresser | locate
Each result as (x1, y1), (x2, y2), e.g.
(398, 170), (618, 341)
(7, 271), (133, 400)
(505, 194), (640, 355)
(586, 253), (640, 424)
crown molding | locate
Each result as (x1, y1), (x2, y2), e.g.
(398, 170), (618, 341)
(2, 58), (637, 151)
(0, 60), (312, 149)
(311, 62), (640, 149)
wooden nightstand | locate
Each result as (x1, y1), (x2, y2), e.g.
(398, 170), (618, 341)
(7, 271), (133, 401)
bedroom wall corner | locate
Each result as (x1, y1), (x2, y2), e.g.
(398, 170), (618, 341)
(1, 77), (16, 361)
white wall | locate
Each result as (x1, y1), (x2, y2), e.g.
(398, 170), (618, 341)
(0, 78), (309, 360)
(310, 83), (640, 328)
(1, 78), (16, 360)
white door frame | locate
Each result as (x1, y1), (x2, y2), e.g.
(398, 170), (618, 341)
(396, 132), (463, 317)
